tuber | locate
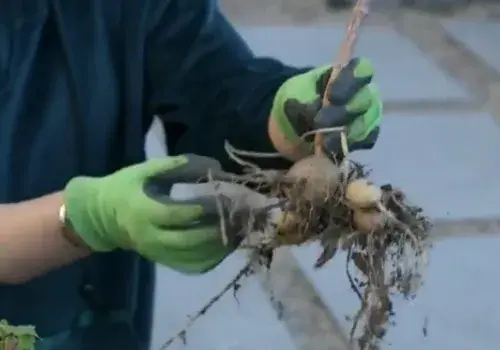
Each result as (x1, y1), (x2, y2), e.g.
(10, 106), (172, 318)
(286, 154), (341, 203)
(345, 178), (382, 209)
(352, 209), (385, 234)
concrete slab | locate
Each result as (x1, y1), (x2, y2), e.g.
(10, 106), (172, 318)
(237, 26), (470, 102)
(151, 255), (297, 350)
(443, 20), (500, 72)
(348, 111), (500, 221)
(292, 234), (500, 350)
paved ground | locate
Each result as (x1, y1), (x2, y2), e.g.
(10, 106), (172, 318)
(147, 3), (500, 350)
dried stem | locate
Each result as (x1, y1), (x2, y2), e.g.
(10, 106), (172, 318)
(159, 260), (254, 349)
(314, 0), (371, 156)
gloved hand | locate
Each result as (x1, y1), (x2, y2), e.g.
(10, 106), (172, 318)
(271, 57), (382, 159)
(63, 155), (239, 274)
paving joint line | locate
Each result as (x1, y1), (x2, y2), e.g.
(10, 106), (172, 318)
(389, 10), (500, 127)
(431, 218), (500, 240)
(255, 248), (353, 350)
(383, 98), (479, 115)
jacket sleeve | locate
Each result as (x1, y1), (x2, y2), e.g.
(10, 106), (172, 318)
(144, 0), (309, 171)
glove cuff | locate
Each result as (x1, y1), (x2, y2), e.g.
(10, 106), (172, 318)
(63, 177), (117, 252)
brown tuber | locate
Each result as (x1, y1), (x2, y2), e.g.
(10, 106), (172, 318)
(345, 178), (382, 209)
(352, 209), (385, 234)
(286, 154), (341, 203)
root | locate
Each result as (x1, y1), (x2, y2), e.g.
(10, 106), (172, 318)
(223, 140), (282, 159)
(224, 141), (263, 171)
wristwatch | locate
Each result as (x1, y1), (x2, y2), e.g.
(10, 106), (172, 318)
(59, 203), (89, 249)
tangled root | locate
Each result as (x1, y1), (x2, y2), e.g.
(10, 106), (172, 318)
(211, 142), (431, 350)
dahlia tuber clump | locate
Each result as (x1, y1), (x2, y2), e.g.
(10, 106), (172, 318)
(160, 1), (432, 349)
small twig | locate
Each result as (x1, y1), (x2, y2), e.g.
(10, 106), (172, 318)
(314, 0), (371, 156)
(159, 261), (254, 350)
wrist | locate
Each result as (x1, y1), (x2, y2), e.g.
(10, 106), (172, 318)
(63, 176), (117, 252)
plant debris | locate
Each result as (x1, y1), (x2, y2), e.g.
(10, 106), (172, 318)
(160, 151), (431, 350)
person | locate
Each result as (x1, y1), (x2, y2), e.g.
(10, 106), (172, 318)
(0, 0), (382, 349)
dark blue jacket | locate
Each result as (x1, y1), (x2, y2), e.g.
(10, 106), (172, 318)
(0, 0), (304, 349)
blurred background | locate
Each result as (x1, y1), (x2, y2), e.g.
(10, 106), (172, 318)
(145, 1), (500, 349)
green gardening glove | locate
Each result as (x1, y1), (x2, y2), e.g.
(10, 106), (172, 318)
(271, 57), (382, 160)
(63, 155), (240, 274)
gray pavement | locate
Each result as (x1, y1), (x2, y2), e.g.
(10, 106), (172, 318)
(147, 4), (500, 350)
